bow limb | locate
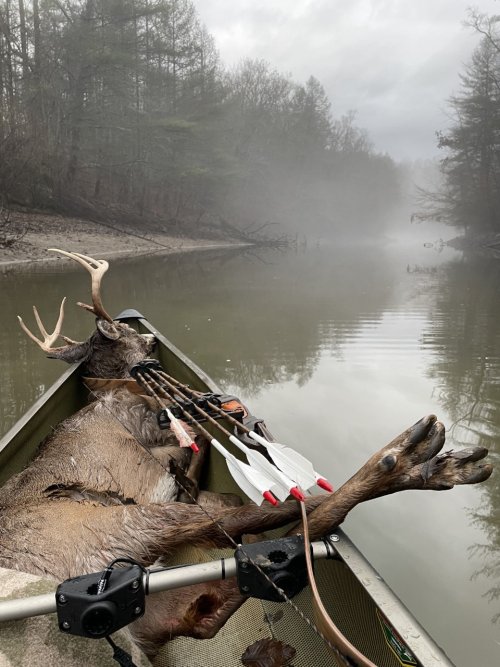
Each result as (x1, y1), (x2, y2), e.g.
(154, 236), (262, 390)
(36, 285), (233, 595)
(300, 502), (378, 667)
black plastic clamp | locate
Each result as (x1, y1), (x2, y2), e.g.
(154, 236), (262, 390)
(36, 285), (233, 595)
(56, 565), (145, 638)
(235, 535), (309, 602)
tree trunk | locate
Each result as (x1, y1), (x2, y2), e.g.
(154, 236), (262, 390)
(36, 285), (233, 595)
(17, 0), (29, 79)
(4, 0), (15, 130)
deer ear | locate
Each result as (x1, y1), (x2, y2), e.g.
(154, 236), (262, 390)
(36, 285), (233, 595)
(96, 319), (120, 340)
(47, 342), (91, 364)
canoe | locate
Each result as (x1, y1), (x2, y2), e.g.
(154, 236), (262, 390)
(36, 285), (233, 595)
(0, 310), (455, 667)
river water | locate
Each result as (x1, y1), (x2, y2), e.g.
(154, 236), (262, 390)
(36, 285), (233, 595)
(0, 235), (499, 666)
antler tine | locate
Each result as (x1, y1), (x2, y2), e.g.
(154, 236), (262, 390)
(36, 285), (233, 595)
(17, 298), (67, 352)
(48, 248), (113, 323)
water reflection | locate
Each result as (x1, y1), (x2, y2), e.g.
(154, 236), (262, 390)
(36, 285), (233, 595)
(138, 245), (399, 394)
(422, 255), (500, 628)
(0, 243), (499, 666)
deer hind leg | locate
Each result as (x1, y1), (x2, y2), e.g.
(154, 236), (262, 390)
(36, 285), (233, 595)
(127, 490), (248, 657)
(129, 578), (245, 659)
(164, 437), (243, 507)
(170, 438), (244, 509)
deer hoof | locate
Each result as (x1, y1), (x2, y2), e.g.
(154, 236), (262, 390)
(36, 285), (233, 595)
(408, 414), (437, 445)
(448, 448), (492, 485)
(404, 419), (446, 464)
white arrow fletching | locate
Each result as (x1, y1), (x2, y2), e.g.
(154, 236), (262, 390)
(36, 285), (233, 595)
(167, 410), (194, 448)
(210, 437), (280, 505)
(248, 431), (317, 488)
(225, 458), (265, 505)
(229, 435), (291, 501)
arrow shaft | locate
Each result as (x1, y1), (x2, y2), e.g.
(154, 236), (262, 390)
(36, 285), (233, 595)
(136, 369), (278, 505)
(151, 369), (234, 438)
(156, 370), (253, 435)
(139, 368), (330, 495)
(136, 370), (214, 442)
(150, 370), (305, 498)
(153, 370), (322, 488)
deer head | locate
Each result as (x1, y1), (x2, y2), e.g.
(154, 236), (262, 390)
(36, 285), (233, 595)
(17, 249), (154, 378)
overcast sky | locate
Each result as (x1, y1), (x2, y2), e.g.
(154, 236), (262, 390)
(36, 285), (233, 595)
(193, 1), (499, 161)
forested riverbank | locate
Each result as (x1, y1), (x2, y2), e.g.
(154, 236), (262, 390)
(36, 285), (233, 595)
(0, 0), (401, 243)
(0, 208), (248, 270)
(3, 2), (500, 256)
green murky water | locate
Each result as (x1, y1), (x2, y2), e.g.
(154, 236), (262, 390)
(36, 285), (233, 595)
(1, 237), (499, 666)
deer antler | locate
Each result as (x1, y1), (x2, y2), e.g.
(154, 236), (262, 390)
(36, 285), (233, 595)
(17, 298), (71, 353)
(48, 249), (114, 323)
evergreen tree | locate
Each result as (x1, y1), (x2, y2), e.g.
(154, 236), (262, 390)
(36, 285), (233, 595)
(437, 25), (500, 232)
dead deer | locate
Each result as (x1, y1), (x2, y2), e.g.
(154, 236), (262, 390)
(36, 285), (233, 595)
(0, 250), (492, 659)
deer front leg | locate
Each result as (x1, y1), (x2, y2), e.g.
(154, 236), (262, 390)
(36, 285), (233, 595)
(365, 414), (491, 496)
(118, 415), (491, 551)
(302, 414), (493, 539)
(6, 417), (490, 579)
(0, 497), (318, 581)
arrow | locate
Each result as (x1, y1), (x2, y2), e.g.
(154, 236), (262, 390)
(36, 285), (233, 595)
(227, 434), (305, 502)
(134, 369), (280, 506)
(149, 368), (333, 493)
(128, 367), (199, 453)
(209, 436), (280, 506)
(165, 408), (199, 453)
(242, 433), (335, 493)
(246, 430), (318, 490)
(139, 367), (305, 502)
(133, 364), (332, 497)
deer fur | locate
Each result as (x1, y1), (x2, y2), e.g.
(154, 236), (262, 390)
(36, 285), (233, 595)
(0, 250), (493, 659)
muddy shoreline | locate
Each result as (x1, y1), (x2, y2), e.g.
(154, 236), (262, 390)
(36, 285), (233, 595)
(0, 211), (247, 271)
